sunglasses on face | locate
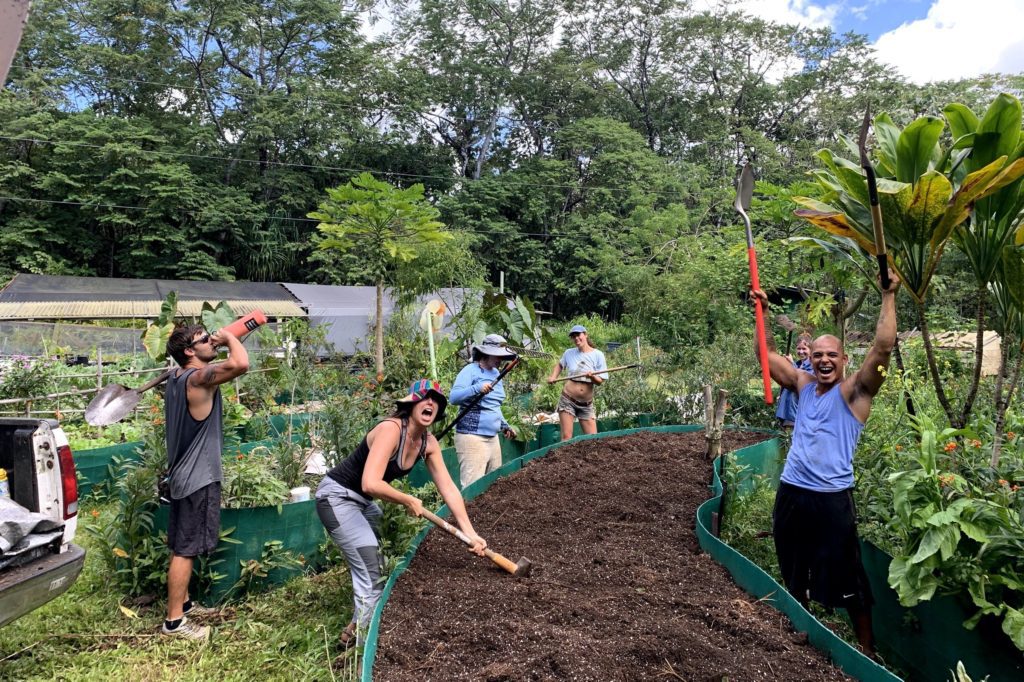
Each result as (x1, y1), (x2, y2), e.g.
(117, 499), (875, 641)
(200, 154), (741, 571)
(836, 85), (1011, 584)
(187, 333), (211, 348)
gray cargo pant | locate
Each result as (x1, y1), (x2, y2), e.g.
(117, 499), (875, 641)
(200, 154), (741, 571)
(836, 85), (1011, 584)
(315, 477), (385, 642)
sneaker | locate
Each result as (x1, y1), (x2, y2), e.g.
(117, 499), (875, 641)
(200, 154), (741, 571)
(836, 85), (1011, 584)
(161, 616), (211, 641)
(183, 601), (219, 618)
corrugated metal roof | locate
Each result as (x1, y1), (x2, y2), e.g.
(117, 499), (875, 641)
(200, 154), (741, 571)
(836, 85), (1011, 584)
(0, 300), (306, 320)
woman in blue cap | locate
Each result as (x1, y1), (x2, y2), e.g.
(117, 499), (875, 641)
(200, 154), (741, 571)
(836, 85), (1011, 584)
(547, 325), (609, 441)
(450, 334), (519, 488)
(314, 379), (487, 650)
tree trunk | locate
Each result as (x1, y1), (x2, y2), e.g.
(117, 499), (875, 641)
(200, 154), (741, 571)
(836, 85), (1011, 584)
(993, 348), (1024, 468)
(893, 342), (916, 417)
(917, 302), (957, 427)
(958, 284), (987, 428)
(375, 282), (385, 378)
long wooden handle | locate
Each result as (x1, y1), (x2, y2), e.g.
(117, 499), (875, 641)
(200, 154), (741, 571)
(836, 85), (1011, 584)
(748, 248), (773, 405)
(552, 364), (640, 384)
(135, 368), (174, 393)
(420, 509), (518, 575)
(864, 166), (891, 291)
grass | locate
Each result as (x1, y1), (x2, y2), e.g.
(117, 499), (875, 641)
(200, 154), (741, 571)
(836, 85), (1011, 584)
(1, 499), (362, 681)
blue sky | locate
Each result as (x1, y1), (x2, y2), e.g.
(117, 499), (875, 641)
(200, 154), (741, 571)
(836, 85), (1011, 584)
(830, 0), (930, 41)
(731, 0), (1024, 83)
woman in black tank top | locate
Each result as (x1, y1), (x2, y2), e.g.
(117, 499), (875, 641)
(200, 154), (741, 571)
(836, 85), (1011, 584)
(315, 379), (488, 649)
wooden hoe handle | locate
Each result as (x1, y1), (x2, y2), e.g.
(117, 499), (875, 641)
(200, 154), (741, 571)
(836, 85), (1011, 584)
(419, 509), (519, 575)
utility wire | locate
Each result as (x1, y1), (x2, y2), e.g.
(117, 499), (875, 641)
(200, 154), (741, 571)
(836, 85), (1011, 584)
(0, 134), (693, 198)
(0, 195), (605, 239)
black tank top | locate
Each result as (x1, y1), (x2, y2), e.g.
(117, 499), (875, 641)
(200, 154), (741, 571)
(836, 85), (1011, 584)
(326, 418), (427, 498)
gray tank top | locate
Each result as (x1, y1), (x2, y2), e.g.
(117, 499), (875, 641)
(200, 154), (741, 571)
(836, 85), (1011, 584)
(165, 367), (224, 499)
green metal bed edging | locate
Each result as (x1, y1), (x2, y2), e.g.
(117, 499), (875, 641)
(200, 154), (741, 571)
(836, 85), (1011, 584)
(361, 425), (893, 681)
(697, 439), (900, 682)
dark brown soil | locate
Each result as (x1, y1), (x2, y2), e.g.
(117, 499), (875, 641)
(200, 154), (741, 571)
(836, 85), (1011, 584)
(374, 431), (851, 681)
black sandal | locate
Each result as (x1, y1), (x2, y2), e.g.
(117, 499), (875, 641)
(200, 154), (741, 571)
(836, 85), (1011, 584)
(339, 623), (357, 650)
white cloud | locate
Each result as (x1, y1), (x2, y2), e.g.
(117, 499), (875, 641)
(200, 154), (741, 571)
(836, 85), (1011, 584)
(872, 0), (1024, 83)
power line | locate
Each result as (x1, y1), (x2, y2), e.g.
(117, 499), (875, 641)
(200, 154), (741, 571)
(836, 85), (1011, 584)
(0, 135), (693, 198)
(0, 194), (598, 239)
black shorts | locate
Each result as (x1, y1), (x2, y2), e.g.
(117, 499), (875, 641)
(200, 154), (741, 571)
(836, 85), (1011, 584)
(167, 482), (221, 558)
(773, 481), (873, 610)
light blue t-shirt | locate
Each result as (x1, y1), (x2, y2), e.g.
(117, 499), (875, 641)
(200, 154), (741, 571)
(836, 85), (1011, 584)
(559, 348), (608, 383)
(780, 382), (864, 492)
(449, 363), (510, 437)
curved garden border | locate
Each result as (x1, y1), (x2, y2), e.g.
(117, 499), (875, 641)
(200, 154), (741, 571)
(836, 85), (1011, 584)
(361, 425), (894, 682)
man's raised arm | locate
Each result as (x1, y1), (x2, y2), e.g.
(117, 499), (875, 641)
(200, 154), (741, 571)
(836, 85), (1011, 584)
(852, 270), (899, 400)
(192, 330), (250, 388)
(750, 290), (802, 392)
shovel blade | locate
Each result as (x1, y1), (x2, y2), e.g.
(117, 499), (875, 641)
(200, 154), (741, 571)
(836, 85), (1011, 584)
(85, 384), (142, 426)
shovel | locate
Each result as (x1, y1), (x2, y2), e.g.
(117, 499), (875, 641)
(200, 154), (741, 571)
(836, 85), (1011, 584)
(85, 311), (269, 426)
(420, 508), (533, 577)
(735, 163), (773, 405)
(85, 368), (175, 426)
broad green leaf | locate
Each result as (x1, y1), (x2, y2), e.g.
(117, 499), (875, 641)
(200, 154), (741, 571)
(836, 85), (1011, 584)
(873, 113), (901, 176)
(1003, 607), (1024, 650)
(793, 198), (877, 254)
(896, 116), (944, 183)
(975, 93), (1022, 169)
(943, 103), (979, 141)
(157, 291), (178, 327)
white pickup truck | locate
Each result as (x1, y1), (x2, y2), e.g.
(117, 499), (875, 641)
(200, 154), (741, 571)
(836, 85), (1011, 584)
(0, 418), (86, 627)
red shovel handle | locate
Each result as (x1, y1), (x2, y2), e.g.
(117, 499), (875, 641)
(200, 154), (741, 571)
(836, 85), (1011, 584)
(748, 247), (773, 405)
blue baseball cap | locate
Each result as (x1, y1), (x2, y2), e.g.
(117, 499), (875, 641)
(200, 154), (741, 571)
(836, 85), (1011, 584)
(569, 325), (587, 337)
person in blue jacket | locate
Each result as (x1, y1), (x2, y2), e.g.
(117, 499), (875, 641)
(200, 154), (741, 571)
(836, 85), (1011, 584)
(449, 334), (519, 488)
(775, 333), (813, 428)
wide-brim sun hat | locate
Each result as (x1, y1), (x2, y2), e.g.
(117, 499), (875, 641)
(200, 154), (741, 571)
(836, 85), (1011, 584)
(472, 333), (517, 360)
(395, 379), (448, 423)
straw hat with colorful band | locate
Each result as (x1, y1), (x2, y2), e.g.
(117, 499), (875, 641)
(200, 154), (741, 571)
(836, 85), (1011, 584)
(472, 333), (517, 360)
(395, 379), (448, 422)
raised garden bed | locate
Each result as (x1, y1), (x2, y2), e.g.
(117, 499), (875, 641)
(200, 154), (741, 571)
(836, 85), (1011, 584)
(372, 430), (853, 680)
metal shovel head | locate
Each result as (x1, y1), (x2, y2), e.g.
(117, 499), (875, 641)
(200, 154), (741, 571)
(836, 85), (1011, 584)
(734, 163), (754, 212)
(85, 384), (143, 426)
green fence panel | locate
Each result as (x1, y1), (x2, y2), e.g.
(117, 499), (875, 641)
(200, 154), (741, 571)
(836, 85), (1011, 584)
(76, 422), (310, 497)
(153, 500), (325, 604)
(717, 440), (1024, 680)
(698, 438), (898, 682)
(362, 424), (885, 682)
(74, 441), (144, 496)
(859, 541), (1024, 681)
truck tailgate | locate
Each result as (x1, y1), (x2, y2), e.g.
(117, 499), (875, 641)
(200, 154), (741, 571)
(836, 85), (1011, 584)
(0, 544), (86, 627)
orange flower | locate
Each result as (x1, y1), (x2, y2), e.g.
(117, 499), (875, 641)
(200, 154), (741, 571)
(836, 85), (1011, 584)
(938, 474), (956, 488)
(970, 439), (982, 448)
(999, 479), (1009, 486)
(944, 442), (957, 453)
(237, 453), (244, 460)
(1008, 432), (1017, 440)
(90, 509), (100, 518)
(894, 444), (904, 452)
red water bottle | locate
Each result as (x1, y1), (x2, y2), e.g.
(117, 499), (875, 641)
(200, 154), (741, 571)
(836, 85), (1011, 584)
(220, 310), (268, 340)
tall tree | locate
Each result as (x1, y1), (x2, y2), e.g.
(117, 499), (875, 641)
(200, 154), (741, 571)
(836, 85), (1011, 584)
(309, 172), (452, 375)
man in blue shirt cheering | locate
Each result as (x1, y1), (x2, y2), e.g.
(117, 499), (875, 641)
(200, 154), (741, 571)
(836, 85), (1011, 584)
(751, 270), (899, 658)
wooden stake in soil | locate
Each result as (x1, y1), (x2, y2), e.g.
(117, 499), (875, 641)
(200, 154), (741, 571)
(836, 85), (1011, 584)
(703, 385), (729, 460)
